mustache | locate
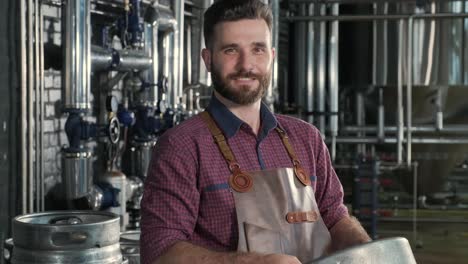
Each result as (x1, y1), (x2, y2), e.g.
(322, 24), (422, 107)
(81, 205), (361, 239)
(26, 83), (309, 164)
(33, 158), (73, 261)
(227, 71), (262, 80)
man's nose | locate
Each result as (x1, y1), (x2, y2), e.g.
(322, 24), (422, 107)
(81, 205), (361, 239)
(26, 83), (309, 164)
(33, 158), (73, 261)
(236, 51), (254, 72)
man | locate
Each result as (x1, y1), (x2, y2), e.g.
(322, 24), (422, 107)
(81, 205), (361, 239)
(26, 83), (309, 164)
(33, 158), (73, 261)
(141, 1), (371, 263)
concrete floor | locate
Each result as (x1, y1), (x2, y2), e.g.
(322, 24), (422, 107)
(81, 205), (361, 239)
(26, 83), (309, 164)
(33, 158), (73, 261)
(377, 210), (468, 264)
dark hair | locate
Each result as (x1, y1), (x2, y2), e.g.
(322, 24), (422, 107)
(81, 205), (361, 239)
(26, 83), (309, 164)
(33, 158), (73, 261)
(203, 0), (273, 49)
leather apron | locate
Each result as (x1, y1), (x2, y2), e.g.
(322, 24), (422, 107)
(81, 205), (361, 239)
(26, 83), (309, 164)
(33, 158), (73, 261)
(200, 112), (332, 263)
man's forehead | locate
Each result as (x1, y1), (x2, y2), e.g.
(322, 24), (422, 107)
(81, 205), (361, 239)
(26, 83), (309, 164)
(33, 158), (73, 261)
(213, 18), (269, 31)
(212, 19), (271, 46)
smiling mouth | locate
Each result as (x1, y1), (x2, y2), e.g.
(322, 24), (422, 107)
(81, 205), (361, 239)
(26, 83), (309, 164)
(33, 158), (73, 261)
(234, 77), (256, 81)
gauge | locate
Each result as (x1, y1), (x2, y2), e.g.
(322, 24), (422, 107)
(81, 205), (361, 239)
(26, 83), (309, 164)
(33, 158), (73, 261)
(106, 96), (119, 113)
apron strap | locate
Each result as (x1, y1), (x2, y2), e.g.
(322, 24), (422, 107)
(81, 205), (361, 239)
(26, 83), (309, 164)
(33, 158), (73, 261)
(274, 127), (300, 165)
(200, 111), (253, 192)
(275, 127), (312, 186)
(200, 111), (310, 188)
(200, 111), (237, 166)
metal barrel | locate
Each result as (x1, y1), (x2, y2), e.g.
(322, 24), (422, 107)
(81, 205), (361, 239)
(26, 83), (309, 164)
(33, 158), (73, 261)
(11, 211), (124, 264)
(120, 230), (141, 264)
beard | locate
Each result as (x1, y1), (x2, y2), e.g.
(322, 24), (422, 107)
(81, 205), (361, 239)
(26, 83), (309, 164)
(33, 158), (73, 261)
(210, 63), (271, 105)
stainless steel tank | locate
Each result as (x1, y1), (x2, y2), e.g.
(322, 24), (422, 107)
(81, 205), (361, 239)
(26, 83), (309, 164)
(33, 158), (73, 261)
(372, 2), (468, 194)
(374, 2), (468, 87)
(120, 231), (140, 264)
(131, 140), (156, 179)
(11, 211), (124, 264)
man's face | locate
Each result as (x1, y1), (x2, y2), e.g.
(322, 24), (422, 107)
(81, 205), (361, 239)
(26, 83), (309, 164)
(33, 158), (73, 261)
(202, 19), (275, 105)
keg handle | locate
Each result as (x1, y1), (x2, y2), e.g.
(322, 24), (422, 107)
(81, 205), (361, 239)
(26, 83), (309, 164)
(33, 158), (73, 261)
(51, 231), (89, 247)
(49, 216), (83, 225)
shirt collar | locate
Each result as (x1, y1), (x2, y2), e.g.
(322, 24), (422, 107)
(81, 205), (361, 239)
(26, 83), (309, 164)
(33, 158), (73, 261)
(206, 95), (278, 140)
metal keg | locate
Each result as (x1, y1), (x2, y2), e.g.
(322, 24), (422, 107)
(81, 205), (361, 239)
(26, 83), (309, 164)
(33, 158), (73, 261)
(11, 211), (124, 264)
(120, 230), (140, 264)
(308, 237), (416, 264)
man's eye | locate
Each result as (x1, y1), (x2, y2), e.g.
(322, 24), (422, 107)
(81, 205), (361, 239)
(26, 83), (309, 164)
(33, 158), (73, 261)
(224, 48), (237, 54)
(254, 47), (266, 54)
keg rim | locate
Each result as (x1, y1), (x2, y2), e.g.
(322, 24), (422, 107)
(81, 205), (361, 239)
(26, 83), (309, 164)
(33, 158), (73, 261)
(13, 210), (119, 227)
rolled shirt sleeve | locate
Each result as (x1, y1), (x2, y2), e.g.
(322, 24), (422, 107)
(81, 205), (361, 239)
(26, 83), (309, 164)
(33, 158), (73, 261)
(313, 130), (349, 230)
(140, 132), (199, 264)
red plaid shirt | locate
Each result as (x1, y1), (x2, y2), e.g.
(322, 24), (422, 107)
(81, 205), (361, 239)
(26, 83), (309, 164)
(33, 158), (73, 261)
(140, 96), (348, 264)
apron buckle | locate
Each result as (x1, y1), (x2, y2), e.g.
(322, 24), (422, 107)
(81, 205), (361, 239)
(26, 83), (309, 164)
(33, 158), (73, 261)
(286, 210), (318, 223)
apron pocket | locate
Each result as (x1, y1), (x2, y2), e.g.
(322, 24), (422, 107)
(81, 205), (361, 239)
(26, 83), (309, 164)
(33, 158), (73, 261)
(243, 222), (284, 254)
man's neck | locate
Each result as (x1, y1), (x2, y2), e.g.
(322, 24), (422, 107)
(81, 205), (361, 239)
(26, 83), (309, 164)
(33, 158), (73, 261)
(214, 92), (261, 136)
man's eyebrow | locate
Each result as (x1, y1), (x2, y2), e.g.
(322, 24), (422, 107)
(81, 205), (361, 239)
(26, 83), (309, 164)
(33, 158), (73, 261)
(219, 43), (239, 50)
(252, 42), (267, 48)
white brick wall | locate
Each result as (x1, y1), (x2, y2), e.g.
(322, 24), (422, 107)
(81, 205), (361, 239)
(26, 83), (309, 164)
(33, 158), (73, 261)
(43, 4), (64, 195)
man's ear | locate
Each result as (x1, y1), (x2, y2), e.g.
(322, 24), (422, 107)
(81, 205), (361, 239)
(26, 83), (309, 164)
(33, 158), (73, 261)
(201, 48), (212, 72)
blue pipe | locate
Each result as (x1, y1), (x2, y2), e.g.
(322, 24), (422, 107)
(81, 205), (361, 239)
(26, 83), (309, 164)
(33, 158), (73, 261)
(65, 113), (98, 151)
(133, 106), (161, 140)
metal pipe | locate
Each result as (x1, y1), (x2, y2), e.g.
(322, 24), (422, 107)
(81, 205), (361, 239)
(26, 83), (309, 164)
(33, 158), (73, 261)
(373, 2), (388, 89)
(294, 5), (307, 117)
(435, 88), (444, 130)
(146, 19), (159, 107)
(174, 0), (184, 109)
(356, 93), (365, 155)
(306, 3), (315, 124)
(186, 23), (192, 85)
(91, 45), (153, 72)
(62, 0), (91, 112)
(62, 151), (93, 199)
(61, 0), (92, 203)
(378, 88), (385, 140)
(317, 4), (326, 134)
(406, 17), (413, 166)
(412, 162), (418, 244)
(330, 137), (468, 144)
(382, 3), (388, 84)
(343, 125), (468, 133)
(28, 0), (34, 213)
(329, 3), (339, 161)
(270, 0), (280, 111)
(372, 3), (377, 86)
(286, 12), (468, 22)
(20, 0), (27, 214)
(396, 19), (404, 165)
(34, 0), (41, 212)
(198, 0), (213, 87)
(423, 2), (436, 85)
(162, 32), (175, 106)
(39, 2), (45, 212)
(157, 8), (177, 108)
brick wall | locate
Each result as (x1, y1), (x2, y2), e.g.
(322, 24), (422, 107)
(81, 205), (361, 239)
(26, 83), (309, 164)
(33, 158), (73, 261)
(43, 5), (65, 196)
